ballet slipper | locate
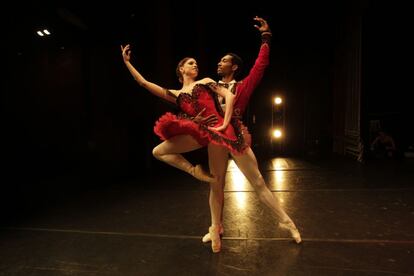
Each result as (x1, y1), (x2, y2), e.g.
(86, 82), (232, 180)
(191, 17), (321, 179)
(279, 221), (302, 244)
(202, 224), (224, 243)
(192, 164), (215, 183)
(208, 225), (222, 253)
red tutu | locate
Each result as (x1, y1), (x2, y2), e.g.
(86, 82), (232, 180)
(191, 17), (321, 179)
(154, 112), (250, 155)
(154, 112), (209, 146)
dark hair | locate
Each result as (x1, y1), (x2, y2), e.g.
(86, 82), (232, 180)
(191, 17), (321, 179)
(176, 57), (193, 83)
(226, 52), (243, 77)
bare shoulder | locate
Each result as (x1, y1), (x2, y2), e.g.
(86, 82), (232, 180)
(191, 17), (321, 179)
(168, 89), (180, 97)
(198, 77), (216, 84)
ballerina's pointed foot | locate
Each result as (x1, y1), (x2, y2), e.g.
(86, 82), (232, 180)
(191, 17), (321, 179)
(279, 221), (302, 244)
(208, 225), (222, 253)
(193, 164), (215, 183)
(202, 225), (224, 243)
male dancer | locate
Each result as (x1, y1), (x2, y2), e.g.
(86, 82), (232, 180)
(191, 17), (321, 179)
(201, 16), (272, 242)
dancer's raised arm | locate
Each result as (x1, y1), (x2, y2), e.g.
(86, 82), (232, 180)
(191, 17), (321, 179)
(121, 44), (176, 103)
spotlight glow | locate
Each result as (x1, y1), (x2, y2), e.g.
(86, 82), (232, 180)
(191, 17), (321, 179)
(273, 129), (282, 138)
(227, 160), (248, 209)
(274, 97), (282, 105)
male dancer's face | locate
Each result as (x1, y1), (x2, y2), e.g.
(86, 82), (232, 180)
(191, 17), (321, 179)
(217, 55), (235, 78)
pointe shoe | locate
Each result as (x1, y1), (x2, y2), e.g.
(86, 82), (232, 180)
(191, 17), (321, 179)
(193, 164), (215, 183)
(279, 221), (302, 244)
(202, 225), (224, 243)
(208, 225), (222, 253)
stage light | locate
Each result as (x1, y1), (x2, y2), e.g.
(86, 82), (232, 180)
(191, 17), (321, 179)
(272, 129), (282, 139)
(36, 29), (51, 37)
(271, 93), (286, 152)
(274, 97), (282, 105)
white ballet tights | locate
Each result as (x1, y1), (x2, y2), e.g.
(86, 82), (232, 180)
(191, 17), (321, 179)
(208, 146), (292, 227)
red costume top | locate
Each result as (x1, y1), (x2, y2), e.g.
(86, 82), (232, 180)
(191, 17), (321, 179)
(154, 83), (250, 155)
(232, 33), (271, 118)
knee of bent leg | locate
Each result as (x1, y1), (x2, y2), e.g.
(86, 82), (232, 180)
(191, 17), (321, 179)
(152, 145), (163, 160)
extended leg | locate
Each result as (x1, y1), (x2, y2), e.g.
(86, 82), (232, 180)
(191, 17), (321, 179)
(232, 147), (301, 243)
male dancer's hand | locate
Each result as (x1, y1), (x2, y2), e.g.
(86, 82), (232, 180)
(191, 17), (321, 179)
(208, 123), (227, 132)
(193, 108), (218, 127)
(253, 16), (271, 33)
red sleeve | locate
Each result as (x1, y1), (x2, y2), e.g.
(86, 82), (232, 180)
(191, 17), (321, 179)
(234, 41), (270, 117)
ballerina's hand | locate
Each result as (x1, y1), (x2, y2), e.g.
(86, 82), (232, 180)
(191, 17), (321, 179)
(121, 44), (131, 62)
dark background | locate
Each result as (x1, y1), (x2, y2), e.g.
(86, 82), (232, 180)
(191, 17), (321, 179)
(1, 0), (412, 185)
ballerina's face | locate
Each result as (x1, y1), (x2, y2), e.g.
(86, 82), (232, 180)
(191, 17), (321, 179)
(181, 58), (199, 78)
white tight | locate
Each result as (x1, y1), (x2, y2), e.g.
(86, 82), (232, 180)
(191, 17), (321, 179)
(207, 144), (291, 226)
(152, 135), (292, 227)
